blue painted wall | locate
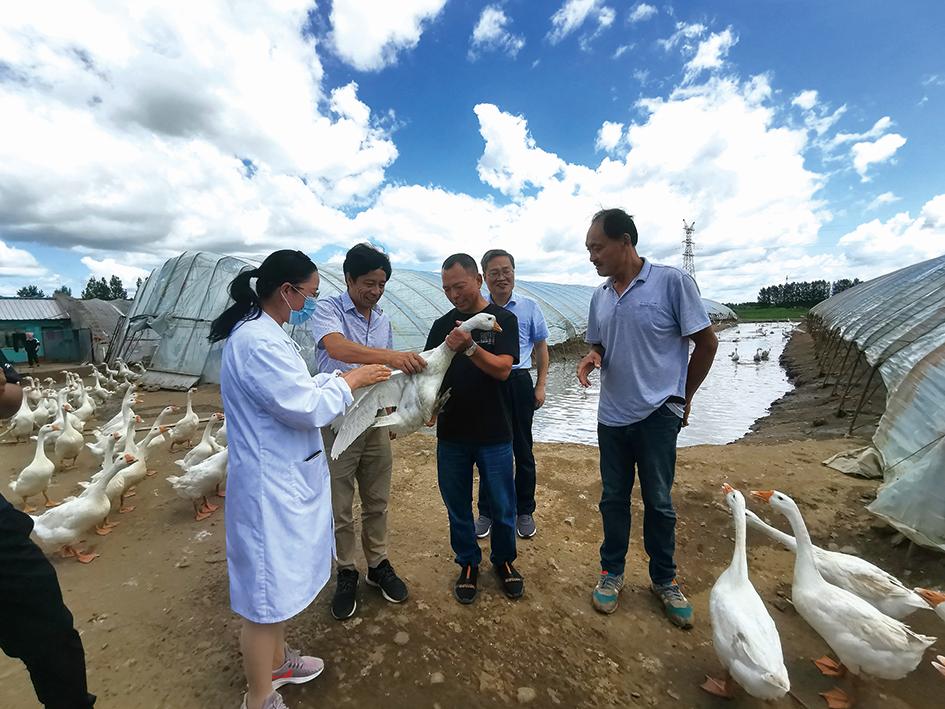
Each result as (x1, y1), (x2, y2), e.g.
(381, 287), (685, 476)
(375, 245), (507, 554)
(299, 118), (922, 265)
(0, 319), (69, 363)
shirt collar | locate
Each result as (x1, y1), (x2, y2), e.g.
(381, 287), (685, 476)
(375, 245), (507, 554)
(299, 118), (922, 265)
(341, 290), (383, 317)
(606, 259), (651, 294)
(488, 290), (516, 307)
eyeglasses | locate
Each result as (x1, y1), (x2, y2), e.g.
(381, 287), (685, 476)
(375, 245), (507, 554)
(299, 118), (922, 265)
(486, 268), (514, 279)
(291, 285), (319, 299)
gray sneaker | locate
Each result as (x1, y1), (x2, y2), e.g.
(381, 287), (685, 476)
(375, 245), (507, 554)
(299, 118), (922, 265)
(475, 515), (492, 538)
(516, 514), (537, 538)
(241, 691), (288, 709)
(592, 571), (624, 614)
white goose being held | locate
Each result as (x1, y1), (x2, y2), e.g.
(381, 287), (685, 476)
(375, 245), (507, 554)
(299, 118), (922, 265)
(329, 312), (502, 459)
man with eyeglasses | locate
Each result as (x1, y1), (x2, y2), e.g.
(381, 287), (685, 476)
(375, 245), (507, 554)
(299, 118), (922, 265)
(477, 249), (549, 540)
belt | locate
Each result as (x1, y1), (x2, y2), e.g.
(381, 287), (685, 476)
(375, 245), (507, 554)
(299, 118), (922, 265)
(509, 369), (532, 378)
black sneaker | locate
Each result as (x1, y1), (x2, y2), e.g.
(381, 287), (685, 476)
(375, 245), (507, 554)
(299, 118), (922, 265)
(331, 568), (359, 620)
(366, 559), (408, 603)
(495, 561), (524, 599)
(454, 564), (478, 604)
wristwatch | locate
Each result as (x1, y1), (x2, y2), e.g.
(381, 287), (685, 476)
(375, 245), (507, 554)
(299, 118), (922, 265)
(464, 342), (478, 357)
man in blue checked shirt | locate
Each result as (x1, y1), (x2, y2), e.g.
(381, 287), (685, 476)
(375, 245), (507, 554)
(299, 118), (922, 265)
(476, 249), (550, 541)
(309, 243), (426, 622)
(577, 208), (718, 629)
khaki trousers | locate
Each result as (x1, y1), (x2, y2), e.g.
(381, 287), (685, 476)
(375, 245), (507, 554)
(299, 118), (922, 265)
(321, 425), (393, 571)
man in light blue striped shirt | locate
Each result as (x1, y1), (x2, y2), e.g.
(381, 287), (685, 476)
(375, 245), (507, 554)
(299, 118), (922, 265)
(476, 249), (550, 540)
(577, 208), (717, 629)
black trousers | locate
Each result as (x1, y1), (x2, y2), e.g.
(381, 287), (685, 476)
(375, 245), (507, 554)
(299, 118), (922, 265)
(0, 504), (95, 708)
(478, 369), (537, 517)
(26, 347), (39, 366)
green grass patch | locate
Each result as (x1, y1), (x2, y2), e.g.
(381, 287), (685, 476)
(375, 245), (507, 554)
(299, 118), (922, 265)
(730, 305), (809, 321)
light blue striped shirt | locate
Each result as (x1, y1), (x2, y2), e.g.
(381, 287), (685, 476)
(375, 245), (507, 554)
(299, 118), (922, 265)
(488, 291), (549, 370)
(586, 260), (710, 426)
(309, 291), (393, 374)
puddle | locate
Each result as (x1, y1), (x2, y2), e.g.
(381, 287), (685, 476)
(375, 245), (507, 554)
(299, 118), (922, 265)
(534, 321), (795, 447)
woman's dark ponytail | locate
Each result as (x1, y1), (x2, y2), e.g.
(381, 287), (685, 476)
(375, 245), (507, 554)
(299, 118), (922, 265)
(208, 251), (317, 342)
(208, 268), (260, 342)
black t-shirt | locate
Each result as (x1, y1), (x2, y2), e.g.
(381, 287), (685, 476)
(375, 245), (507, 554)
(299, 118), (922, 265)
(425, 303), (520, 445)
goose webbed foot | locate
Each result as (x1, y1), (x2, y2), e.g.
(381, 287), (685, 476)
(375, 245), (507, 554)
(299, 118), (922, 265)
(699, 672), (735, 698)
(814, 656), (846, 677)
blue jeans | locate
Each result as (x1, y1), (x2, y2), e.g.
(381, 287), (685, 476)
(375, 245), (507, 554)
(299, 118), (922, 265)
(437, 441), (516, 567)
(597, 404), (682, 585)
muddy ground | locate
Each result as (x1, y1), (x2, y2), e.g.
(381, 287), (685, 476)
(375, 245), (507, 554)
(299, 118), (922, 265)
(1, 333), (942, 708)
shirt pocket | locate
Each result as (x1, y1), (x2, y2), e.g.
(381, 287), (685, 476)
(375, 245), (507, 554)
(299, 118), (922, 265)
(637, 300), (675, 333)
(290, 458), (326, 504)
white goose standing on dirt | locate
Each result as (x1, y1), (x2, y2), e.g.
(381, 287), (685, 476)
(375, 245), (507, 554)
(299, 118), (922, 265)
(703, 484), (790, 700)
(752, 490), (935, 709)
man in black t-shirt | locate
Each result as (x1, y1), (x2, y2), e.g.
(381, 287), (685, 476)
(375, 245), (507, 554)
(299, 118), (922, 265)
(0, 356), (97, 707)
(424, 253), (524, 604)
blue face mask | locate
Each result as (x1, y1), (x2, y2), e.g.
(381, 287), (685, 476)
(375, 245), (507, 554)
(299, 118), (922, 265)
(283, 286), (318, 325)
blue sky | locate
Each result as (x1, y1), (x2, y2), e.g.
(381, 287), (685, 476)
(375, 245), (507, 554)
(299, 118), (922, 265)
(1, 1), (943, 301)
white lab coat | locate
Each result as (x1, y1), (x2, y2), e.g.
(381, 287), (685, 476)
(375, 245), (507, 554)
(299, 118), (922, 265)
(220, 311), (352, 624)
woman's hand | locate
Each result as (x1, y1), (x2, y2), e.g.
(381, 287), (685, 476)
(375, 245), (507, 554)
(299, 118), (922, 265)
(341, 364), (391, 391)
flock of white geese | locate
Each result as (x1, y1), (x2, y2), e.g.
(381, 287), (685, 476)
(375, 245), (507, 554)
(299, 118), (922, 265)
(2, 359), (228, 564)
(2, 342), (944, 707)
(710, 484), (944, 707)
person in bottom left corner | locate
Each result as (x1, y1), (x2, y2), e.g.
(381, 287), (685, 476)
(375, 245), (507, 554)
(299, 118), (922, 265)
(0, 351), (97, 708)
(209, 249), (391, 709)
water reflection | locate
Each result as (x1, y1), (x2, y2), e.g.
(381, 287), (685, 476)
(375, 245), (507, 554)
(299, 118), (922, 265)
(534, 321), (795, 447)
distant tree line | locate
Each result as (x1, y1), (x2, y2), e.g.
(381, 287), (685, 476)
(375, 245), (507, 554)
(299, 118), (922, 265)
(756, 278), (862, 307)
(14, 275), (138, 301)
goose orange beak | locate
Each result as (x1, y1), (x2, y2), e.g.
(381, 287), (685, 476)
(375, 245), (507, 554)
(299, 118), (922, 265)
(123, 453), (136, 463)
(751, 490), (774, 503)
(159, 425), (169, 433)
(492, 322), (503, 333)
(722, 483), (735, 494)
(916, 588), (945, 607)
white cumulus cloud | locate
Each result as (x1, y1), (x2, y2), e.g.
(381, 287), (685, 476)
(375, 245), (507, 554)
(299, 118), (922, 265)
(791, 89), (818, 110)
(473, 104), (565, 197)
(329, 0), (447, 71)
(547, 0), (615, 45)
(839, 194), (945, 266)
(469, 5), (525, 59)
(595, 121), (625, 152)
(80, 256), (150, 287)
(865, 192), (900, 211)
(851, 133), (907, 180)
(628, 3), (658, 23)
(0, 1), (396, 267)
(684, 28), (737, 81)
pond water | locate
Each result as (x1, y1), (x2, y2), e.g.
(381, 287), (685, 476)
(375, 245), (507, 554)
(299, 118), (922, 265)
(533, 321), (796, 447)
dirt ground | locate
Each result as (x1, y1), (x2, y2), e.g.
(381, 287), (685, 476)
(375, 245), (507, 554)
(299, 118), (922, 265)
(2, 336), (943, 709)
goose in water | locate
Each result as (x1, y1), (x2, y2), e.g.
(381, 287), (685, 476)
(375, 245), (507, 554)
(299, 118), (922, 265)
(751, 490), (935, 709)
(329, 312), (502, 459)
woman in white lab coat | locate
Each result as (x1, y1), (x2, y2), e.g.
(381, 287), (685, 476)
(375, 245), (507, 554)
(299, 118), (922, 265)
(209, 250), (389, 709)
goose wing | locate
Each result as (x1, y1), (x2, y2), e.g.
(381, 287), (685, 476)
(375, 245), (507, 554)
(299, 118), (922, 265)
(330, 372), (414, 458)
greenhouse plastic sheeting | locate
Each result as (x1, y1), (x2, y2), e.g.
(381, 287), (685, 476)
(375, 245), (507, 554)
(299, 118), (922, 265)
(810, 254), (945, 551)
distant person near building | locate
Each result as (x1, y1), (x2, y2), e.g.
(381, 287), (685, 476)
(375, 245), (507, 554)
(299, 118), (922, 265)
(24, 332), (40, 367)
(577, 208), (718, 628)
(477, 249), (549, 541)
